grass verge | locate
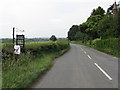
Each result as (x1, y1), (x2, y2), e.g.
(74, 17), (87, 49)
(71, 38), (120, 57)
(2, 47), (70, 88)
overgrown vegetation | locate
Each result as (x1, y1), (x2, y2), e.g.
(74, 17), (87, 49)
(72, 38), (120, 57)
(68, 3), (120, 57)
(2, 41), (70, 88)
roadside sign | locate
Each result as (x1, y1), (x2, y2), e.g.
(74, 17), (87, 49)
(14, 45), (21, 54)
(12, 27), (25, 53)
(16, 35), (25, 52)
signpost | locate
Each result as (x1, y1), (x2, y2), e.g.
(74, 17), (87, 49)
(13, 27), (15, 44)
(13, 27), (25, 54)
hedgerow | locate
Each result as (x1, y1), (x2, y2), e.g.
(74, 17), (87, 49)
(2, 40), (70, 88)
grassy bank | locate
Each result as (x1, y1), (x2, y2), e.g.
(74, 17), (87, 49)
(71, 38), (120, 57)
(2, 41), (70, 88)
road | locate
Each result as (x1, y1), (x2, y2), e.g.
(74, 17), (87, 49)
(30, 44), (118, 88)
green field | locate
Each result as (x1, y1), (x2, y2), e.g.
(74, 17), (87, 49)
(2, 41), (70, 88)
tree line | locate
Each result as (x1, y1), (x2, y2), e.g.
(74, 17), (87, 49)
(67, 6), (120, 42)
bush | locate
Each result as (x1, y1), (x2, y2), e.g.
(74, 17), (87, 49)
(2, 41), (70, 71)
(92, 38), (101, 45)
(25, 41), (69, 55)
(95, 38), (120, 57)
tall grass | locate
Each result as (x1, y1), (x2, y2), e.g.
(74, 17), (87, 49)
(2, 41), (70, 88)
(94, 38), (120, 57)
(71, 38), (120, 57)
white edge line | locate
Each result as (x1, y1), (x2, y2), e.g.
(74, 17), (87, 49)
(87, 55), (92, 59)
(94, 63), (112, 80)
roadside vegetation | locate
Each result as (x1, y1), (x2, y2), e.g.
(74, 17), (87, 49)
(68, 4), (120, 57)
(72, 38), (120, 57)
(2, 41), (70, 88)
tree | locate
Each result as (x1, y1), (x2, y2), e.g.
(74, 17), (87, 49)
(107, 4), (114, 15)
(79, 22), (88, 33)
(117, 8), (120, 38)
(50, 35), (57, 41)
(75, 31), (90, 42)
(91, 6), (105, 16)
(86, 15), (103, 39)
(67, 25), (79, 41)
(97, 15), (119, 39)
(67, 5), (119, 42)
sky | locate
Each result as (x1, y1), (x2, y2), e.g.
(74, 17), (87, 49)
(0, 0), (119, 38)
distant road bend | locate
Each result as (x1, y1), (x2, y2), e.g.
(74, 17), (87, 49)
(31, 44), (118, 88)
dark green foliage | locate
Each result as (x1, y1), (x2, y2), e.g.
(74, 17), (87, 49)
(67, 25), (79, 41)
(91, 6), (105, 16)
(68, 5), (120, 57)
(86, 15), (103, 39)
(117, 8), (120, 37)
(97, 14), (119, 39)
(79, 23), (88, 33)
(68, 11), (104, 41)
(2, 43), (14, 60)
(75, 31), (90, 42)
(50, 35), (57, 41)
(107, 4), (114, 15)
(67, 5), (119, 41)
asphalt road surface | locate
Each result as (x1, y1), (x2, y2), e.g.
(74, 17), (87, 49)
(30, 44), (118, 88)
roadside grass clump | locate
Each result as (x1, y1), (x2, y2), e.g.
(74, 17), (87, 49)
(2, 40), (70, 88)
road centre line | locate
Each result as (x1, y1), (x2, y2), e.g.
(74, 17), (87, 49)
(80, 47), (84, 51)
(94, 63), (112, 80)
(84, 51), (86, 54)
(87, 55), (92, 59)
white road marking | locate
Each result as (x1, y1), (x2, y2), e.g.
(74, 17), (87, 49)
(84, 51), (86, 54)
(87, 55), (92, 59)
(94, 63), (112, 80)
(81, 48), (84, 51)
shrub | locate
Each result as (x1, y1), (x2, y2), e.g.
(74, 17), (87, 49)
(2, 41), (70, 71)
(92, 38), (101, 45)
(95, 38), (120, 57)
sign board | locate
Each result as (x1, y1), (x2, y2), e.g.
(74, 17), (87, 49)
(16, 35), (25, 52)
(14, 45), (21, 54)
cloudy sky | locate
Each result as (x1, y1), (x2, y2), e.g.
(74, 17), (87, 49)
(0, 0), (118, 38)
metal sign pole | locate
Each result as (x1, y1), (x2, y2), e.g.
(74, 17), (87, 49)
(13, 27), (15, 44)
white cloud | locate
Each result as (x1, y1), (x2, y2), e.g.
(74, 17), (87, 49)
(0, 0), (118, 38)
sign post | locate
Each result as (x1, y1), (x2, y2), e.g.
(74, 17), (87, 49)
(13, 27), (25, 54)
(13, 27), (15, 44)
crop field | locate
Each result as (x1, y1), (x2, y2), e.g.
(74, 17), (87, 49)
(2, 41), (70, 88)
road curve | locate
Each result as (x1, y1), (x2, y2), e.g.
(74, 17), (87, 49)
(30, 44), (118, 88)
